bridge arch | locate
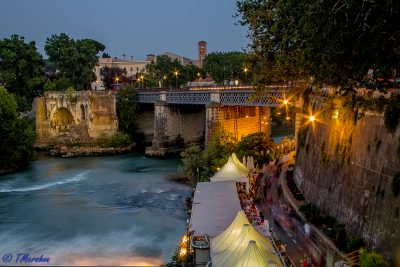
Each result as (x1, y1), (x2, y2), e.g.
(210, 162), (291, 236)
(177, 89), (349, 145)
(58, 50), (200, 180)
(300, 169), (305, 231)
(50, 107), (76, 133)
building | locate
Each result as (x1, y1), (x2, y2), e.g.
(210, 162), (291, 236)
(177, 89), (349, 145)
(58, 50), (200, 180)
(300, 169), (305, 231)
(91, 57), (149, 90)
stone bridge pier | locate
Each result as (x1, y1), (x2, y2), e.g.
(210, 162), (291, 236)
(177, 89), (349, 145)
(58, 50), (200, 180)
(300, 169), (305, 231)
(144, 101), (206, 157)
(141, 90), (273, 157)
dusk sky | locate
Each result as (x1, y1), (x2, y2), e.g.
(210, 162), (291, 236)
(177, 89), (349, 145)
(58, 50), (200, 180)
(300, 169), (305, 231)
(0, 0), (249, 60)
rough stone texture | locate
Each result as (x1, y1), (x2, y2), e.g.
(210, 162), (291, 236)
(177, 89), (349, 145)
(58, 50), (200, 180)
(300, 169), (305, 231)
(294, 97), (400, 261)
(136, 103), (155, 146)
(35, 91), (118, 145)
(205, 104), (271, 144)
(145, 102), (206, 156)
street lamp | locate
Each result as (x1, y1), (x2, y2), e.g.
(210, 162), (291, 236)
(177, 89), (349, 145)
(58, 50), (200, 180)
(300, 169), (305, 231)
(309, 115), (315, 122)
(174, 70), (179, 88)
(140, 75), (144, 89)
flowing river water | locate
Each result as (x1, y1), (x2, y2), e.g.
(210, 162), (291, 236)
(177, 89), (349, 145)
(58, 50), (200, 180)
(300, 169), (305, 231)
(0, 124), (294, 266)
(0, 153), (191, 266)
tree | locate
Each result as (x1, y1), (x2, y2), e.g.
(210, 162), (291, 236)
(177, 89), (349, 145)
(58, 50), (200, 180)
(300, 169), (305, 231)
(235, 132), (274, 165)
(0, 87), (35, 171)
(116, 85), (138, 139)
(141, 55), (200, 88)
(180, 146), (209, 185)
(100, 65), (129, 90)
(0, 35), (44, 108)
(359, 249), (389, 267)
(237, 0), (400, 91)
(203, 52), (250, 84)
(204, 129), (237, 174)
(45, 33), (105, 90)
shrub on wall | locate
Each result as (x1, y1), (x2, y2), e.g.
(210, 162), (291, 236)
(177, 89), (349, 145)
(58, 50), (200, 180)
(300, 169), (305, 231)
(359, 249), (390, 267)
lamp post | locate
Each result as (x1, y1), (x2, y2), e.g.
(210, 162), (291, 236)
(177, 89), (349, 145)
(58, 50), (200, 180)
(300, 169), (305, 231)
(140, 75), (144, 89)
(243, 67), (248, 84)
(174, 70), (179, 88)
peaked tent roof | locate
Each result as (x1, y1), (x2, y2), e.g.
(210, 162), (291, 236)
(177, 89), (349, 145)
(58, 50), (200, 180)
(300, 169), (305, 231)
(211, 222), (282, 267)
(210, 210), (250, 256)
(231, 153), (250, 176)
(210, 156), (248, 182)
(236, 240), (280, 267)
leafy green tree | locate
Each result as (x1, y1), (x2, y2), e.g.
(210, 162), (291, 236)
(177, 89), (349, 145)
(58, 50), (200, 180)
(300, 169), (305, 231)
(116, 85), (138, 139)
(100, 65), (129, 90)
(141, 55), (200, 88)
(204, 129), (237, 174)
(359, 249), (389, 267)
(45, 33), (105, 90)
(203, 52), (250, 84)
(235, 132), (274, 165)
(0, 87), (35, 171)
(0, 35), (44, 107)
(180, 146), (209, 185)
(236, 0), (400, 90)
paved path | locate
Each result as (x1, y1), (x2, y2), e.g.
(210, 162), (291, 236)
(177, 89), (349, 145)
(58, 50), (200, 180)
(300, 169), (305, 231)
(258, 154), (324, 266)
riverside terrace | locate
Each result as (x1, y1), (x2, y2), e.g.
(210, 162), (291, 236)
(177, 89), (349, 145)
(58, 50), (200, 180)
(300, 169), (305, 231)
(134, 85), (302, 157)
(185, 153), (291, 267)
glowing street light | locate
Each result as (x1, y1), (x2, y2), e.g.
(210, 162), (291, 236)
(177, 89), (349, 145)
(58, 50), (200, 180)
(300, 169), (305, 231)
(174, 70), (179, 87)
(309, 115), (315, 122)
(283, 99), (289, 105)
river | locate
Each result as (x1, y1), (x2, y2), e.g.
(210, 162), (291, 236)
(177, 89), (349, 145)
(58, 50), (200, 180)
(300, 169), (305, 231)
(0, 123), (294, 266)
(0, 153), (191, 266)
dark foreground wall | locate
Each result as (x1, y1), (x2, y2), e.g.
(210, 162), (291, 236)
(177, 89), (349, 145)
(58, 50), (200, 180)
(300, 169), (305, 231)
(294, 97), (400, 261)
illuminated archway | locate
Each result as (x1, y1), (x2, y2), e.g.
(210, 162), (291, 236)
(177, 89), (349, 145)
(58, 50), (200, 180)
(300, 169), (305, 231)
(51, 107), (75, 133)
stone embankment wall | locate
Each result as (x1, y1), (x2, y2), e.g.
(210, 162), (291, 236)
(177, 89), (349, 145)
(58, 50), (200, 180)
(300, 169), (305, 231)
(294, 97), (400, 260)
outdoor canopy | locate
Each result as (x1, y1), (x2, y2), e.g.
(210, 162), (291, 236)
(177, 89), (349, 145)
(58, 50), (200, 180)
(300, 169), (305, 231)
(210, 156), (249, 193)
(210, 220), (282, 267)
(231, 153), (250, 176)
(189, 181), (241, 237)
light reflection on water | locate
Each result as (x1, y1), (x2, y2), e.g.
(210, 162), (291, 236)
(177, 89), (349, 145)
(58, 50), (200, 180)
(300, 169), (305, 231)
(0, 153), (191, 265)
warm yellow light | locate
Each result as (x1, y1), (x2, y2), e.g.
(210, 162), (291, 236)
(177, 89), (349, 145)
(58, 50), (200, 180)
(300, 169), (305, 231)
(181, 235), (188, 244)
(309, 115), (315, 122)
(114, 77), (120, 82)
(286, 116), (290, 120)
(332, 110), (339, 120)
(174, 71), (179, 76)
(283, 99), (288, 105)
(245, 115), (249, 118)
(140, 75), (144, 80)
(163, 75), (167, 80)
(277, 112), (281, 115)
(244, 67), (248, 73)
(197, 72), (201, 77)
(179, 247), (187, 257)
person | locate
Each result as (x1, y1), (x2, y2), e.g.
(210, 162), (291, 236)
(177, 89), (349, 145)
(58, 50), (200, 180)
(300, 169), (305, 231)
(304, 223), (311, 238)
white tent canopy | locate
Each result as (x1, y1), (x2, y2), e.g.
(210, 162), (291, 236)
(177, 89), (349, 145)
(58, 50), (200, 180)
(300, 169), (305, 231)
(210, 212), (282, 267)
(210, 156), (249, 193)
(211, 210), (250, 256)
(231, 153), (250, 176)
(190, 181), (241, 237)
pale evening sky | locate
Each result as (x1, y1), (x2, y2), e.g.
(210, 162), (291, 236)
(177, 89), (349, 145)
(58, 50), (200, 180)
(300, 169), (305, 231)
(0, 0), (249, 60)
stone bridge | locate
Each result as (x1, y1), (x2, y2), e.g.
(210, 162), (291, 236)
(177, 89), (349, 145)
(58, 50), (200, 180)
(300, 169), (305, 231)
(135, 85), (297, 156)
(35, 91), (118, 146)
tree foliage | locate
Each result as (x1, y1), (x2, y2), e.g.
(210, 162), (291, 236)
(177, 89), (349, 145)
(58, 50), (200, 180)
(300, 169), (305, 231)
(0, 35), (44, 106)
(236, 0), (400, 90)
(235, 132), (274, 164)
(45, 33), (105, 90)
(203, 52), (250, 84)
(359, 249), (390, 267)
(0, 87), (35, 171)
(100, 65), (129, 90)
(116, 85), (138, 139)
(180, 146), (209, 185)
(141, 55), (201, 88)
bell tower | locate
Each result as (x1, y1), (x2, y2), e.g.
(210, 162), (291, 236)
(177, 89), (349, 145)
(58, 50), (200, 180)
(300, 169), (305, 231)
(198, 41), (207, 67)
